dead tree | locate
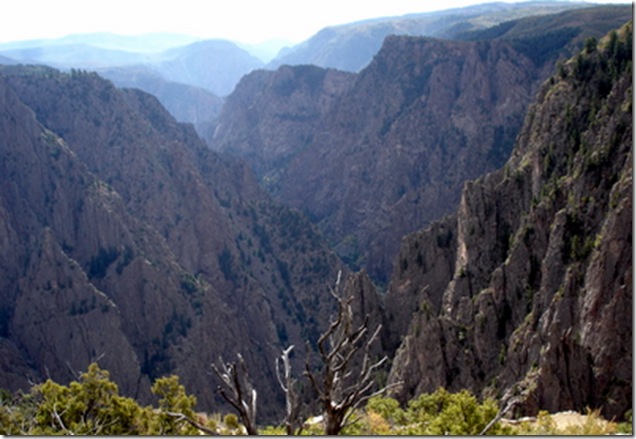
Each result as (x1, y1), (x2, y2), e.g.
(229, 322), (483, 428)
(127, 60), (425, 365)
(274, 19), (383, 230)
(275, 345), (303, 435)
(304, 271), (400, 435)
(211, 354), (258, 435)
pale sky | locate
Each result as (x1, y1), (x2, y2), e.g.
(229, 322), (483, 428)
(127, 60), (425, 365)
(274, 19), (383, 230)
(1, 0), (632, 45)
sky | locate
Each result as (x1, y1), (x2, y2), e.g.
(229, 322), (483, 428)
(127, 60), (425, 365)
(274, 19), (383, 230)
(1, 0), (632, 45)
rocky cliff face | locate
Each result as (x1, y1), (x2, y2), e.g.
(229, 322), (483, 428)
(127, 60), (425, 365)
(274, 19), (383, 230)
(0, 66), (346, 421)
(0, 75), (156, 398)
(212, 36), (540, 284)
(385, 23), (632, 421)
(210, 65), (356, 188)
(210, 7), (631, 287)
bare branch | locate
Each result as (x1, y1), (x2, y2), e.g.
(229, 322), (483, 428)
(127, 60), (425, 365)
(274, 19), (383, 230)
(351, 380), (403, 413)
(276, 345), (304, 435)
(341, 380), (404, 429)
(275, 345), (295, 393)
(165, 411), (219, 435)
(52, 403), (74, 435)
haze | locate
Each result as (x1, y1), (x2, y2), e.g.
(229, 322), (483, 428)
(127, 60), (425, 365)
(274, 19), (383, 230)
(2, 0), (630, 45)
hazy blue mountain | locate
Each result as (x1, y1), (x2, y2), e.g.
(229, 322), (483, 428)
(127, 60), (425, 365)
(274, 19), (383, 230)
(237, 39), (294, 63)
(0, 44), (154, 68)
(0, 2), (611, 134)
(97, 65), (224, 136)
(0, 32), (200, 53)
(0, 54), (16, 65)
(0, 35), (259, 128)
(0, 37), (263, 97)
(151, 39), (264, 96)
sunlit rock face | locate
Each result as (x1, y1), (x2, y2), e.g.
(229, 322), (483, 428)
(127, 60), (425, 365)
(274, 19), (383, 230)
(385, 25), (632, 421)
(212, 36), (538, 285)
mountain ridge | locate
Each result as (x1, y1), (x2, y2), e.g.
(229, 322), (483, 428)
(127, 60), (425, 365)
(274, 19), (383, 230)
(0, 64), (346, 421)
(267, 1), (595, 72)
(1, 3), (626, 138)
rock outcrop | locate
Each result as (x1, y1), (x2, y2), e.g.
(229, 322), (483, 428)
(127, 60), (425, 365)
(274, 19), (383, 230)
(385, 23), (632, 421)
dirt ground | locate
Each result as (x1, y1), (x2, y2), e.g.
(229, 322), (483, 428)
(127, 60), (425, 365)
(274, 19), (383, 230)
(551, 411), (594, 429)
(502, 410), (617, 434)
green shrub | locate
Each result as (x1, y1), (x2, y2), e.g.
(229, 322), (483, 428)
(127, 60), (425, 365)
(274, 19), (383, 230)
(224, 412), (240, 430)
(362, 389), (513, 435)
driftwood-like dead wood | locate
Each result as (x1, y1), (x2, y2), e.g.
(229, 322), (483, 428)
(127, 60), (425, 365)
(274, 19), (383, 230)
(480, 385), (524, 435)
(212, 354), (258, 435)
(275, 345), (304, 435)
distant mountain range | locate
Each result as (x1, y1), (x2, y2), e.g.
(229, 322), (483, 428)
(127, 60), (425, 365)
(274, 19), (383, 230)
(267, 1), (596, 72)
(0, 1), (612, 136)
(0, 37), (263, 96)
(0, 32), (201, 53)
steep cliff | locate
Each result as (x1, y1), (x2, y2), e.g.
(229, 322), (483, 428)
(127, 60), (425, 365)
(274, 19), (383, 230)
(210, 65), (356, 189)
(0, 66), (345, 421)
(0, 75), (160, 398)
(386, 23), (632, 421)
